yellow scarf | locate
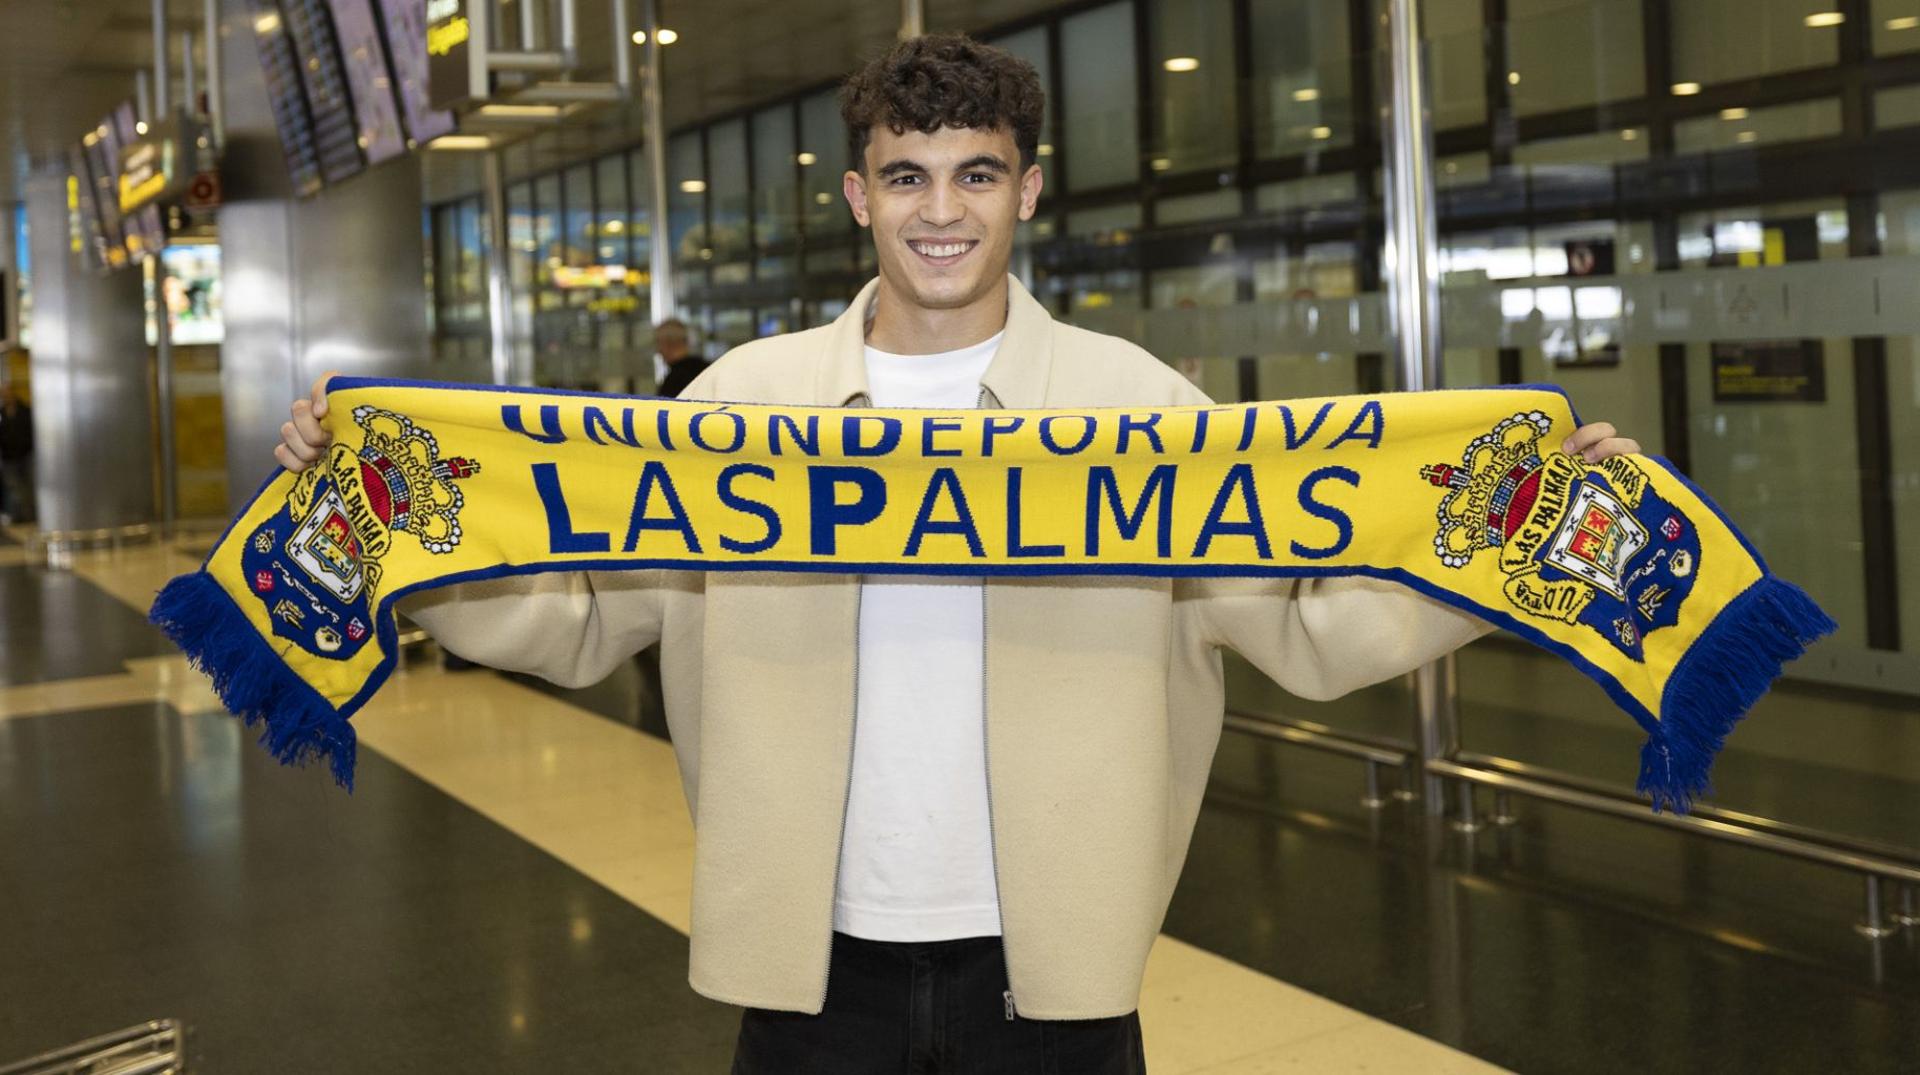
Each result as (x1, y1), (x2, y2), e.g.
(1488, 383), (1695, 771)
(152, 377), (1832, 811)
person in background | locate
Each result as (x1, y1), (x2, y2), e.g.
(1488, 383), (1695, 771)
(0, 382), (33, 525)
(651, 317), (709, 398)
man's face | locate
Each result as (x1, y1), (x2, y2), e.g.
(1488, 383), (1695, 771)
(842, 124), (1042, 313)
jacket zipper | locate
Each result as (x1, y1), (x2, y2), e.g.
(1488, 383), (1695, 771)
(977, 385), (1018, 1021)
(819, 392), (871, 1010)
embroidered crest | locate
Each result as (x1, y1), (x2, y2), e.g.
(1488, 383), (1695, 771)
(1421, 411), (1700, 660)
(238, 406), (480, 661)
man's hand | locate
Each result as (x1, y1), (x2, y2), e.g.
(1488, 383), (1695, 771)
(275, 371), (339, 474)
(1562, 421), (1640, 464)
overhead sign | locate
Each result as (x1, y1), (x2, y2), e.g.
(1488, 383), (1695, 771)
(426, 0), (478, 111)
(1710, 346), (1826, 403)
(117, 119), (197, 215)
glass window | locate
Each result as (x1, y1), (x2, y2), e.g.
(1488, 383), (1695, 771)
(1672, 98), (1842, 154)
(708, 118), (750, 263)
(1876, 83), (1920, 129)
(1061, 3), (1140, 192)
(1156, 188), (1241, 226)
(507, 180), (534, 295)
(752, 106), (798, 247)
(1149, 0), (1238, 173)
(990, 26), (1053, 172)
(668, 131), (707, 268)
(800, 90), (852, 236)
(1670, 0), (1840, 87)
(1424, 0), (1487, 130)
(1505, 0), (1644, 116)
(1255, 174), (1358, 215)
(1873, 0), (1920, 54)
(625, 148), (653, 283)
(532, 173), (560, 309)
(594, 155), (628, 267)
(457, 197), (484, 320)
(1250, 0), (1354, 156)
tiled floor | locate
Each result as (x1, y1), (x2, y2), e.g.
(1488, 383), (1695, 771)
(3, 539), (1916, 1072)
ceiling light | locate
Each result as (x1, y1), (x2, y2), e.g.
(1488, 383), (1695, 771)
(253, 12), (280, 33)
(655, 28), (678, 44)
(425, 134), (495, 150)
(1163, 57), (1199, 73)
(814, 191), (832, 204)
(1671, 81), (1702, 96)
(475, 103), (564, 118)
(1036, 143), (1053, 156)
(1310, 126), (1332, 140)
(1507, 71), (1520, 85)
(1890, 16), (1920, 30)
(1620, 128), (1639, 140)
(679, 179), (706, 193)
(631, 30), (645, 44)
(1735, 130), (1758, 143)
(1292, 88), (1319, 102)
(1803, 12), (1844, 28)
(135, 121), (149, 134)
(796, 151), (817, 165)
(1720, 107), (1749, 120)
(1150, 156), (1172, 171)
(604, 219), (624, 233)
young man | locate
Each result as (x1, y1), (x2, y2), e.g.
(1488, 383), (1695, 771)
(278, 34), (1637, 1073)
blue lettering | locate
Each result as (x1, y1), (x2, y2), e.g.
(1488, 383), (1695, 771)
(921, 416), (964, 457)
(655, 407), (676, 450)
(1278, 401), (1334, 449)
(1085, 465), (1177, 558)
(502, 404), (567, 444)
(904, 468), (985, 557)
(981, 415), (1025, 457)
(1006, 468), (1065, 557)
(808, 466), (887, 555)
(1291, 466), (1359, 559)
(1117, 413), (1164, 454)
(843, 415), (903, 457)
(1039, 415), (1096, 455)
(689, 409), (747, 453)
(583, 406), (641, 448)
(717, 463), (782, 555)
(1327, 400), (1385, 450)
(1235, 406), (1259, 451)
(533, 462), (610, 553)
(1192, 463), (1273, 559)
(769, 413), (820, 456)
(621, 461), (702, 554)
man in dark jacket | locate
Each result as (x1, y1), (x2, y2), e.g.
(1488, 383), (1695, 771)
(0, 382), (32, 524)
(651, 318), (709, 398)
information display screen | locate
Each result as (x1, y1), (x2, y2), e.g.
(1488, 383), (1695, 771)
(112, 103), (169, 259)
(68, 146), (111, 271)
(373, 0), (456, 143)
(146, 244), (224, 346)
(249, 0), (326, 196)
(80, 124), (130, 269)
(327, 0), (407, 163)
(281, 0), (367, 184)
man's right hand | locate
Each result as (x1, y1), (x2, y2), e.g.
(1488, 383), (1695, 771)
(275, 371), (338, 473)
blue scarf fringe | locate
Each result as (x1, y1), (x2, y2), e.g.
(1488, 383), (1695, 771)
(149, 571), (359, 790)
(1637, 576), (1835, 813)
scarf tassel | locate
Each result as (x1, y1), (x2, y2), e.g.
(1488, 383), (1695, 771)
(1639, 576), (1836, 814)
(149, 571), (359, 790)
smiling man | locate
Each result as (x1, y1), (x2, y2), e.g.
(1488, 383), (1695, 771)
(278, 33), (1637, 1074)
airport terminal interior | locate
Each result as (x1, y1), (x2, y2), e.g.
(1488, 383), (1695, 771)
(1, 0), (1919, 1071)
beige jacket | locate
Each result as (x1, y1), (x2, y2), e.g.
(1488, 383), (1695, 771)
(404, 276), (1487, 1018)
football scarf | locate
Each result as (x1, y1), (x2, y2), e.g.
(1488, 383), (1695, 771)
(151, 377), (1833, 812)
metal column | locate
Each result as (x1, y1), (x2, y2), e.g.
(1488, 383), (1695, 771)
(482, 150), (521, 385)
(1381, 0), (1454, 814)
(641, 0), (674, 324)
(900, 0), (925, 39)
(204, 0), (222, 142)
(153, 0), (171, 115)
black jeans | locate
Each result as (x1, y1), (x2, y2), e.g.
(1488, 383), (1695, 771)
(731, 933), (1146, 1074)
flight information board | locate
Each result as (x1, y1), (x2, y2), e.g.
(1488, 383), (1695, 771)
(69, 145), (112, 271)
(249, 0), (326, 196)
(327, 0), (407, 163)
(112, 103), (169, 259)
(281, 0), (366, 184)
(373, 0), (455, 144)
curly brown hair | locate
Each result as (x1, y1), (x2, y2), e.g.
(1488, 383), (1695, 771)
(838, 33), (1046, 172)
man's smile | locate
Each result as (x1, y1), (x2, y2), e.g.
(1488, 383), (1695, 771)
(906, 238), (980, 266)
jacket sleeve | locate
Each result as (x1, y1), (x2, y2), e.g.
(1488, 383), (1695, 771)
(398, 570), (670, 688)
(1183, 576), (1495, 701)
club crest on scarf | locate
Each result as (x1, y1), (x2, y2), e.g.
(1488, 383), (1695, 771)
(237, 406), (481, 660)
(1421, 411), (1701, 660)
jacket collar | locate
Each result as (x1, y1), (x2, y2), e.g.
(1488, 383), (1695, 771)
(818, 274), (1057, 409)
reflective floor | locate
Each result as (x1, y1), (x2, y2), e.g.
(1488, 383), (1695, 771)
(1, 535), (1915, 1072)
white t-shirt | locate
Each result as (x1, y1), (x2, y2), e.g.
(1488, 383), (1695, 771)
(832, 330), (1004, 941)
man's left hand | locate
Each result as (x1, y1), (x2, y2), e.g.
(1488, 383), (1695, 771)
(1562, 422), (1641, 463)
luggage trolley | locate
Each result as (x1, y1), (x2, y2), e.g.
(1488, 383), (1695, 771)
(0, 1020), (186, 1075)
